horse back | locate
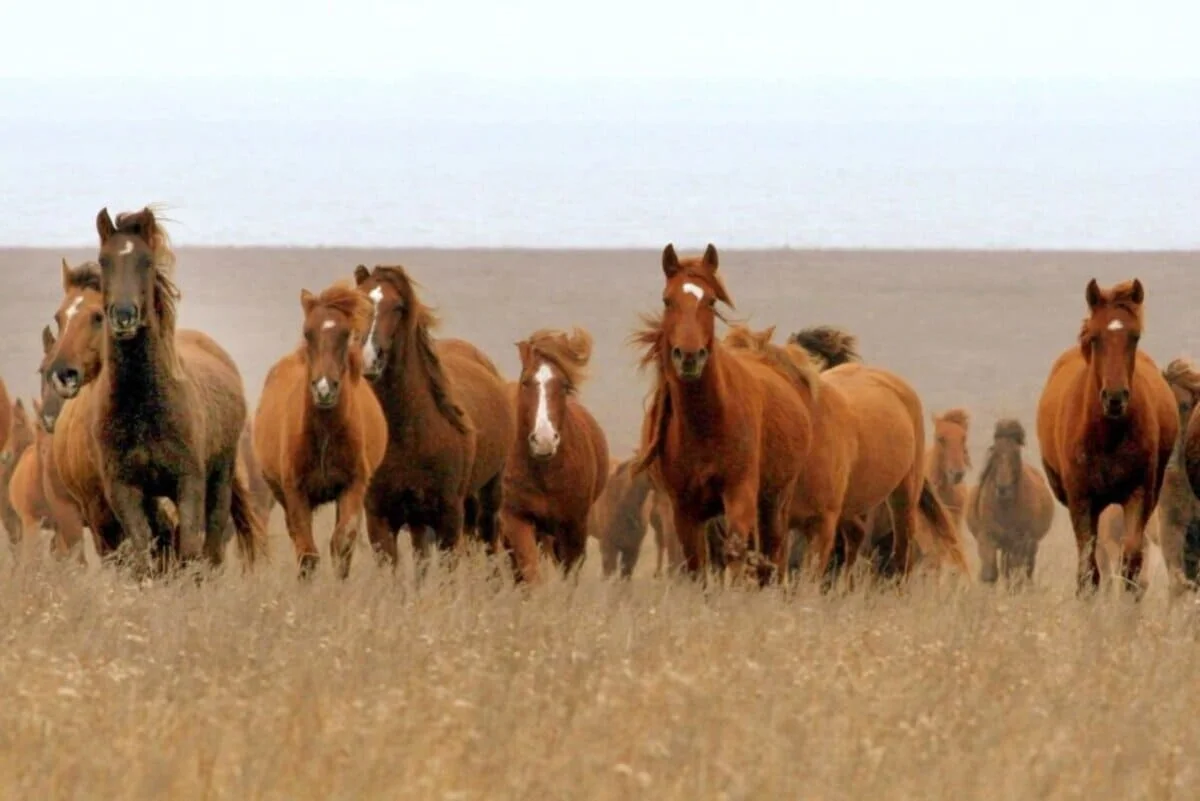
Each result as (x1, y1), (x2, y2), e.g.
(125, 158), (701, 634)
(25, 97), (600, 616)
(251, 350), (308, 488)
(437, 341), (514, 495)
(732, 350), (811, 494)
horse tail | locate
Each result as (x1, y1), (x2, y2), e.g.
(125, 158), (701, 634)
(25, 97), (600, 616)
(1184, 518), (1200, 585)
(230, 470), (267, 568)
(916, 478), (969, 573)
(788, 326), (861, 371)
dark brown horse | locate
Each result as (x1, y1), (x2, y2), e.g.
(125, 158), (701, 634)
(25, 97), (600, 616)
(1037, 278), (1177, 596)
(82, 206), (263, 574)
(589, 457), (680, 579)
(353, 264), (513, 567)
(965, 419), (1055, 584)
(1155, 358), (1200, 596)
(499, 328), (609, 582)
(633, 244), (812, 582)
(253, 281), (388, 578)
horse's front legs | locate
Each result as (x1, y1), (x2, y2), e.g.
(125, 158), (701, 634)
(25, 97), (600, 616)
(106, 479), (155, 577)
(176, 469), (208, 563)
(330, 481), (367, 580)
(1068, 499), (1101, 596)
(721, 483), (760, 584)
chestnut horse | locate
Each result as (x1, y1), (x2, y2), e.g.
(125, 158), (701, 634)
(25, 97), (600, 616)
(353, 264), (513, 567)
(78, 206), (263, 573)
(965, 419), (1055, 584)
(0, 377), (10, 458)
(927, 409), (971, 536)
(1152, 358), (1200, 596)
(633, 244), (812, 581)
(500, 328), (609, 582)
(1036, 278), (1177, 596)
(1, 399), (34, 550)
(724, 323), (969, 581)
(253, 282), (387, 578)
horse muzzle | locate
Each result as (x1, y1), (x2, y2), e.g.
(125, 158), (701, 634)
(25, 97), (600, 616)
(671, 347), (709, 382)
(310, 377), (341, 409)
(107, 302), (142, 339)
(42, 413), (57, 434)
(51, 367), (81, 399)
(361, 343), (385, 380)
(996, 485), (1015, 501)
(1100, 388), (1130, 419)
(528, 431), (560, 461)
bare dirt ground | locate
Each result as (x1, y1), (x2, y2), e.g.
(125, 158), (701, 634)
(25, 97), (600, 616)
(1, 247), (1199, 799)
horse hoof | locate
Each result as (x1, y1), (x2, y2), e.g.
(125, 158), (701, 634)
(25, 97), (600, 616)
(298, 554), (319, 580)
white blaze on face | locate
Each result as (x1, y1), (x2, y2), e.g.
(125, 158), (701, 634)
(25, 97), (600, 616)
(118, 240), (133, 256)
(316, 377), (331, 396)
(1107, 319), (1124, 331)
(530, 362), (559, 455)
(61, 295), (84, 336)
(363, 286), (384, 367)
(682, 282), (705, 302)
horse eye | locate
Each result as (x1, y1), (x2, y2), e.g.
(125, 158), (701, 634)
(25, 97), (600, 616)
(91, 312), (103, 326)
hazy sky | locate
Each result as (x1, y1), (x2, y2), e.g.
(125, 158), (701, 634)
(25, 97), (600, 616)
(3, 0), (1197, 81)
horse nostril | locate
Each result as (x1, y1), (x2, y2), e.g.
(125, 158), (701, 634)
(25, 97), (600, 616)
(671, 347), (683, 361)
(552, 432), (561, 446)
(697, 348), (709, 360)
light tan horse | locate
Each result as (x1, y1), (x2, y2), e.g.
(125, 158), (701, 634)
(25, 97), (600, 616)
(966, 419), (1055, 584)
(927, 409), (971, 538)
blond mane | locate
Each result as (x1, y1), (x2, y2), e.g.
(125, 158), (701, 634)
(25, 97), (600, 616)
(935, 408), (970, 429)
(1163, 357), (1200, 398)
(519, 327), (593, 393)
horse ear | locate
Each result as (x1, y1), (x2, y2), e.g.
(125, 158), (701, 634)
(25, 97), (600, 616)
(300, 289), (316, 316)
(1130, 278), (1145, 305)
(662, 244), (679, 278)
(96, 207), (116, 243)
(60, 258), (72, 292)
(41, 325), (55, 355)
(354, 265), (370, 286)
(703, 243), (719, 272)
(13, 398), (24, 416)
(32, 397), (42, 417)
(1085, 278), (1102, 309)
(516, 339), (532, 367)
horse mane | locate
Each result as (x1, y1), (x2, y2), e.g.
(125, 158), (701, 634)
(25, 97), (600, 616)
(63, 259), (102, 292)
(110, 207), (182, 369)
(369, 265), (468, 434)
(994, 418), (1025, 446)
(723, 323), (820, 400)
(788, 326), (861, 371)
(1163, 357), (1200, 397)
(937, 408), (970, 429)
(519, 327), (593, 393)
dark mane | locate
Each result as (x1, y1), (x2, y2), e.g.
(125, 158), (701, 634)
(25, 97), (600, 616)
(973, 418), (1027, 517)
(369, 265), (468, 435)
(519, 327), (593, 393)
(62, 258), (102, 292)
(994, 418), (1026, 446)
(788, 326), (861, 370)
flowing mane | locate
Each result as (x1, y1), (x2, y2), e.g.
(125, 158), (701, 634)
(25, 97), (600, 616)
(723, 323), (820, 400)
(369, 266), (468, 434)
(61, 258), (102, 292)
(788, 326), (861, 370)
(1164, 357), (1200, 398)
(303, 282), (372, 381)
(937, 408), (970, 429)
(519, 327), (593, 393)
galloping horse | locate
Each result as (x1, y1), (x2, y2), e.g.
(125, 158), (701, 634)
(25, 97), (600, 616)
(927, 409), (971, 537)
(81, 206), (263, 573)
(965, 419), (1055, 584)
(1036, 278), (1177, 595)
(633, 243), (812, 581)
(589, 457), (680, 579)
(500, 328), (609, 582)
(253, 281), (387, 578)
(724, 324), (968, 581)
(1153, 358), (1200, 596)
(352, 264), (513, 567)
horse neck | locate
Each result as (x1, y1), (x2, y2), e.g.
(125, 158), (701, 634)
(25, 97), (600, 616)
(377, 336), (438, 427)
(663, 346), (730, 439)
(104, 323), (175, 408)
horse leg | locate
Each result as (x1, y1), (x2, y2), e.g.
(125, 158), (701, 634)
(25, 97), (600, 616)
(499, 507), (540, 583)
(476, 473), (503, 555)
(885, 482), (920, 579)
(280, 490), (319, 579)
(598, 531), (620, 578)
(106, 480), (158, 578)
(719, 485), (759, 583)
(330, 482), (368, 580)
(175, 468), (208, 564)
(1068, 501), (1101, 597)
(1157, 508), (1189, 599)
(1119, 491), (1151, 599)
(976, 529), (1000, 584)
(202, 456), (236, 569)
(671, 504), (710, 579)
(555, 520), (587, 580)
(365, 510), (398, 570)
(796, 513), (840, 592)
(48, 495), (87, 567)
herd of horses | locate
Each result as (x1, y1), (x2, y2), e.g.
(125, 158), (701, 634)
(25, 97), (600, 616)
(4, 205), (1200, 600)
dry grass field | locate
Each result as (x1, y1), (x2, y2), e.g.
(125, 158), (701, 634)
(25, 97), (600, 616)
(1, 247), (1200, 799)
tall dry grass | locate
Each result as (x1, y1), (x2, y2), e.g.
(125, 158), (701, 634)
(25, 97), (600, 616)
(1, 510), (1198, 800)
